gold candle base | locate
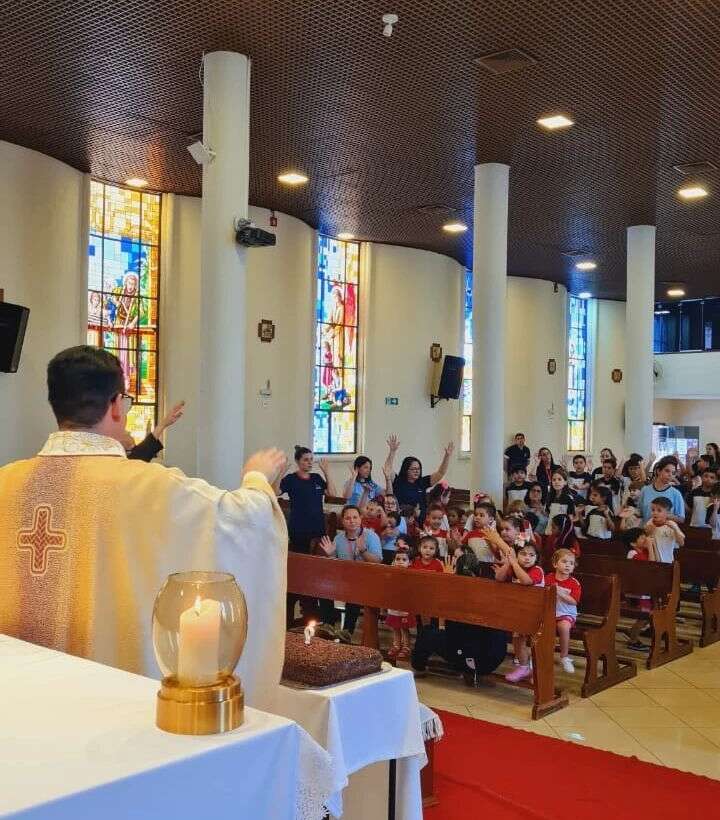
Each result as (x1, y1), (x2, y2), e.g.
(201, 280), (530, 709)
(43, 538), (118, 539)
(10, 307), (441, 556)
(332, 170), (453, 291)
(156, 674), (244, 735)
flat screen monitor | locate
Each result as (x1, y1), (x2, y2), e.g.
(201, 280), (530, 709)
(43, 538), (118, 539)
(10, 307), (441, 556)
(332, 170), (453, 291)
(0, 301), (30, 373)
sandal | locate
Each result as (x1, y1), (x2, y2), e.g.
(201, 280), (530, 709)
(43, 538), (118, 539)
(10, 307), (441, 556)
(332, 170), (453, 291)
(397, 646), (411, 660)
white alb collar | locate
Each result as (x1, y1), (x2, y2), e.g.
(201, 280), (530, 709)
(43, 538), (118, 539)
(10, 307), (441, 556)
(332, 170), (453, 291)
(38, 431), (127, 458)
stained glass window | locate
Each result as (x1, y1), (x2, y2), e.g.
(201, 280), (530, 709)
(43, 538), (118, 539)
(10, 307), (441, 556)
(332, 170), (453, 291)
(88, 181), (161, 443)
(461, 269), (473, 453)
(313, 236), (360, 454)
(567, 296), (588, 451)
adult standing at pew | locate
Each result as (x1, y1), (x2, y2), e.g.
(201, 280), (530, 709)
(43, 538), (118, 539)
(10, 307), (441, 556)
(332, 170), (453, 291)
(638, 455), (686, 524)
(529, 447), (559, 494)
(383, 434), (454, 524)
(279, 445), (338, 627)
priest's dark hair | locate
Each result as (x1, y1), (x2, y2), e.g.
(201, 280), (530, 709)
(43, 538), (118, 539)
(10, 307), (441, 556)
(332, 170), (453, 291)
(47, 345), (125, 428)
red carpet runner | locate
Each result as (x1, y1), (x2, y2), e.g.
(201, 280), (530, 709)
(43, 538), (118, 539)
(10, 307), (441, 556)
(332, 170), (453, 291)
(425, 709), (720, 819)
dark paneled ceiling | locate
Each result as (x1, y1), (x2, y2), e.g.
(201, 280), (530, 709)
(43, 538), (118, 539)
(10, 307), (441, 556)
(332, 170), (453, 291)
(2, 0), (720, 300)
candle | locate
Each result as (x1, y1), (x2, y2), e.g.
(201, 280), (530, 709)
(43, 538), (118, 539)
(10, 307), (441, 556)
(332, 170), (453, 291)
(178, 595), (222, 686)
(303, 620), (316, 646)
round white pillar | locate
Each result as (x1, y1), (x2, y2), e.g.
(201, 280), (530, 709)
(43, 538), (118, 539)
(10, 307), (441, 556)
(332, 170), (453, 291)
(624, 225), (655, 457)
(197, 52), (250, 488)
(471, 163), (509, 505)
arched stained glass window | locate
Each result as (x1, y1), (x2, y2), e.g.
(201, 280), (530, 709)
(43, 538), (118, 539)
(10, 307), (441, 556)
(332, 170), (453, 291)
(567, 296), (588, 451)
(88, 181), (161, 442)
(312, 235), (360, 454)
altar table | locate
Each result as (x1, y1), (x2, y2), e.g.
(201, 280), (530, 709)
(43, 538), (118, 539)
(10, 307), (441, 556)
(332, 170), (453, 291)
(276, 666), (426, 820)
(0, 636), (334, 819)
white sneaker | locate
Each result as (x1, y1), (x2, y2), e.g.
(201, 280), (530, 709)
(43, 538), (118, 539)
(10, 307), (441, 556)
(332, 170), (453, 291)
(560, 656), (575, 674)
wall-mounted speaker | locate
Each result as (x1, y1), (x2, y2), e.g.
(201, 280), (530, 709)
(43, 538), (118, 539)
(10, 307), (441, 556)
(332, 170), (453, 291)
(431, 354), (464, 407)
(0, 301), (30, 373)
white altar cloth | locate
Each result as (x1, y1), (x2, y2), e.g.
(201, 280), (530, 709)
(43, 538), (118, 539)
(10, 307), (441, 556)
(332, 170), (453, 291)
(276, 666), (426, 819)
(0, 636), (333, 819)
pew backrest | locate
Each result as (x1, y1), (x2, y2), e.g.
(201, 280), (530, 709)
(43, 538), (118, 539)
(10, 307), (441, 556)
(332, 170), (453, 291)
(577, 554), (677, 602)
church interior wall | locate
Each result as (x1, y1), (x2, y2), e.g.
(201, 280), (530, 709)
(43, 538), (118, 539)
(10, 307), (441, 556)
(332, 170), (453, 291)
(591, 299), (627, 458)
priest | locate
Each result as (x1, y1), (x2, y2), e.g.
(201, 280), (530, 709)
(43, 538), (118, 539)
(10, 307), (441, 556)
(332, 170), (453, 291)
(0, 346), (288, 711)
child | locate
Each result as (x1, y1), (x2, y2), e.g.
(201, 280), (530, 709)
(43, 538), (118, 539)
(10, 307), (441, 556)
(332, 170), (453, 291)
(499, 540), (545, 683)
(548, 514), (581, 556)
(462, 502), (499, 562)
(687, 468), (718, 527)
(621, 527), (660, 561)
(618, 497), (643, 531)
(707, 484), (720, 540)
(505, 465), (532, 508)
(361, 499), (388, 536)
(387, 550), (414, 659)
(597, 458), (623, 514)
(584, 483), (616, 539)
(422, 502), (450, 557)
(646, 497), (686, 562)
(568, 454), (592, 499)
(545, 468), (576, 534)
(446, 506), (465, 550)
(573, 497), (588, 540)
(524, 483), (549, 535)
(545, 548), (582, 674)
(395, 534), (415, 557)
(381, 511), (403, 563)
(411, 535), (444, 573)
(401, 505), (421, 540)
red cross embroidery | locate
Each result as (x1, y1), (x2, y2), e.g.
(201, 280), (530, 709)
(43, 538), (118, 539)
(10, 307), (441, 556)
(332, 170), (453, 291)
(17, 505), (67, 576)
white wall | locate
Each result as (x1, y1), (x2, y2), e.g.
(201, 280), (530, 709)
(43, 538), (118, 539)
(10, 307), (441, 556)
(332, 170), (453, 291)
(591, 299), (626, 457)
(653, 398), (720, 447)
(654, 352), (720, 399)
(0, 141), (86, 465)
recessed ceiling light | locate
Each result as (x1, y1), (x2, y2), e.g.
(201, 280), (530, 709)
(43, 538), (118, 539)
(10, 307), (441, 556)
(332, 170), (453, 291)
(677, 185), (708, 200)
(578, 291), (592, 299)
(575, 261), (597, 271)
(277, 171), (308, 185)
(125, 177), (148, 188)
(337, 232), (355, 240)
(536, 114), (574, 130)
(667, 288), (686, 297)
(442, 222), (468, 233)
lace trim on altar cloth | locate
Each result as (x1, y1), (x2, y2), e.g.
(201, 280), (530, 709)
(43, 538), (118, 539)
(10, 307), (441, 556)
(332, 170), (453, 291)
(295, 729), (336, 820)
(38, 431), (127, 458)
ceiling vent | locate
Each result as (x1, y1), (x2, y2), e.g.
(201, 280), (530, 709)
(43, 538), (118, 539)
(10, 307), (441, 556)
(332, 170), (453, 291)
(474, 49), (537, 75)
(672, 160), (717, 175)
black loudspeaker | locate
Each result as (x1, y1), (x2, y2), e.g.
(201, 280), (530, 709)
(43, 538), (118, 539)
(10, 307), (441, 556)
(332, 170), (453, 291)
(437, 355), (465, 399)
(0, 301), (30, 373)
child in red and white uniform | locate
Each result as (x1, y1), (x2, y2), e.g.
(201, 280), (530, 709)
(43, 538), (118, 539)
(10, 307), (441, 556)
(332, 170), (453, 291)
(620, 527), (659, 615)
(421, 503), (450, 558)
(462, 502), (499, 563)
(545, 548), (582, 674)
(493, 535), (545, 683)
(386, 550), (414, 660)
(410, 536), (444, 573)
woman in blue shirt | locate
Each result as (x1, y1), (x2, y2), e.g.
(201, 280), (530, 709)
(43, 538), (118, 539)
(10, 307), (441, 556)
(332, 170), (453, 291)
(638, 456), (685, 523)
(343, 456), (382, 506)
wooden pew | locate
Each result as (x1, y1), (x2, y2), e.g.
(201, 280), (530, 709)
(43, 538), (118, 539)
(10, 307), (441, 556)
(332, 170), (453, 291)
(572, 572), (637, 696)
(287, 552), (568, 720)
(576, 556), (692, 668)
(675, 547), (720, 647)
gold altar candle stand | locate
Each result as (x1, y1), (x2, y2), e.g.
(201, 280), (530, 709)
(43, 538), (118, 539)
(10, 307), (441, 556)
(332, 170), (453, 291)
(152, 571), (248, 735)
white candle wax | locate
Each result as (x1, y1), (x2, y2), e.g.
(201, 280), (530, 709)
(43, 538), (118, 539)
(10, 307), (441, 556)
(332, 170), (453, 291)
(177, 596), (222, 686)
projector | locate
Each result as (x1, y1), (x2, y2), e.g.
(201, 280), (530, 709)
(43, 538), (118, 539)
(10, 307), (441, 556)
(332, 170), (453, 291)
(235, 224), (276, 247)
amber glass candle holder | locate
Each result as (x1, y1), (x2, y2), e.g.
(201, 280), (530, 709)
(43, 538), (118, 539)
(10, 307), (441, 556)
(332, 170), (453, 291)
(152, 571), (248, 735)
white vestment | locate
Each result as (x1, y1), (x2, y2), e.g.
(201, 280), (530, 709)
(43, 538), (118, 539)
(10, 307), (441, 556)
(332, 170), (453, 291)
(0, 431), (288, 711)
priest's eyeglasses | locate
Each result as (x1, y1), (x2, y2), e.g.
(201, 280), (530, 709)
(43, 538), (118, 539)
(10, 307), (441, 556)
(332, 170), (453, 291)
(117, 392), (134, 413)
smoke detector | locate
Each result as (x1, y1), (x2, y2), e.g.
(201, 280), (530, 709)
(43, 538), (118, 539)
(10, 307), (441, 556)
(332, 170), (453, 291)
(382, 13), (398, 37)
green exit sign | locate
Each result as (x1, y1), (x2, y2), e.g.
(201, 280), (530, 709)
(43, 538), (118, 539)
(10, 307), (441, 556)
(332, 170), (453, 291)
(385, 397), (399, 406)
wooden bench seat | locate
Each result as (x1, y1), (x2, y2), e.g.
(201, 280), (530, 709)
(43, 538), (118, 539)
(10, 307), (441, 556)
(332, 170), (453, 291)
(577, 555), (692, 668)
(287, 552), (567, 719)
(675, 547), (720, 647)
(571, 572), (637, 696)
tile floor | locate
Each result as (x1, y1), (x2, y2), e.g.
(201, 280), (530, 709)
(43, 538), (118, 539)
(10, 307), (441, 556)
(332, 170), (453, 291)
(413, 640), (720, 779)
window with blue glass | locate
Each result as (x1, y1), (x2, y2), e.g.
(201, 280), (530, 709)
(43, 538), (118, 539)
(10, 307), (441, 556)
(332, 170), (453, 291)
(312, 236), (360, 454)
(567, 296), (588, 451)
(461, 269), (473, 452)
(654, 298), (720, 353)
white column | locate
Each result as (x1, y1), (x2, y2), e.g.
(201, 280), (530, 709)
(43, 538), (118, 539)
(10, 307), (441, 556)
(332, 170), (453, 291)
(471, 163), (509, 505)
(624, 225), (655, 457)
(197, 52), (250, 488)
